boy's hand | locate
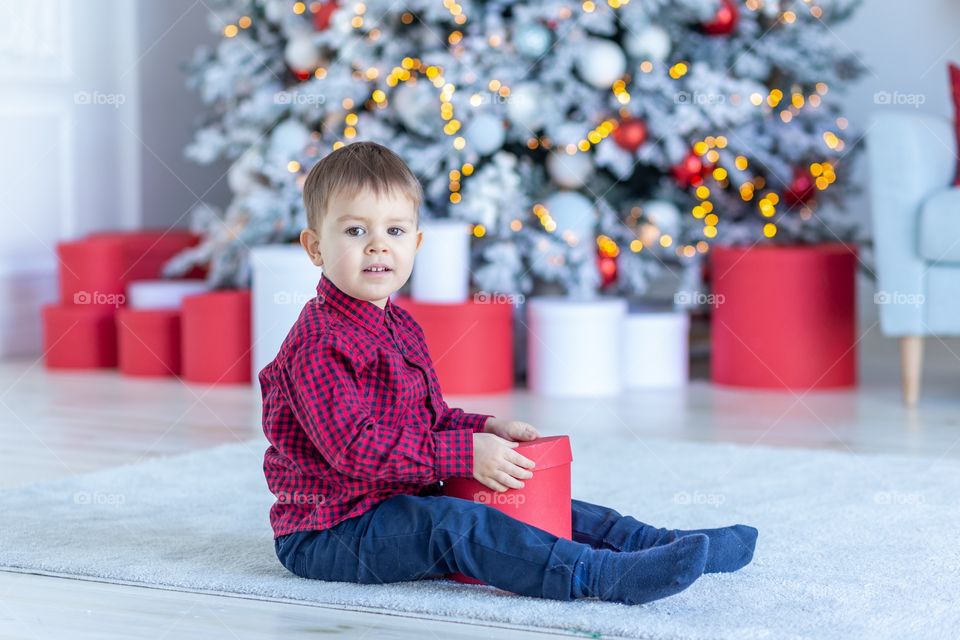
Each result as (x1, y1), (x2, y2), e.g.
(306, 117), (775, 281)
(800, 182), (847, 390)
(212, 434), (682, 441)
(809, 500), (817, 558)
(482, 417), (540, 442)
(472, 433), (536, 492)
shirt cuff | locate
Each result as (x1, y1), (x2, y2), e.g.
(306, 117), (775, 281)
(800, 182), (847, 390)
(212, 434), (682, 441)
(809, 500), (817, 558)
(462, 411), (493, 434)
(433, 427), (475, 479)
(439, 407), (493, 433)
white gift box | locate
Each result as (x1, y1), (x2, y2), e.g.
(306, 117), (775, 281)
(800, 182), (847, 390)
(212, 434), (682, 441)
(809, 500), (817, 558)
(526, 296), (627, 397)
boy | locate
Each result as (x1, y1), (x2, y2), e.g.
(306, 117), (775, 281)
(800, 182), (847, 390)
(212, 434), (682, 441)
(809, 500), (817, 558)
(260, 141), (757, 605)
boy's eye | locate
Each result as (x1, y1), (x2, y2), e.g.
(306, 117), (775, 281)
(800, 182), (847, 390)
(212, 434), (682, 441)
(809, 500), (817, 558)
(345, 226), (405, 237)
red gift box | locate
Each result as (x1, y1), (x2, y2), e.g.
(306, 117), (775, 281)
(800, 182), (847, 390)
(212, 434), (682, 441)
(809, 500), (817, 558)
(116, 308), (181, 377)
(42, 304), (118, 369)
(57, 230), (201, 307)
(442, 435), (573, 585)
(709, 243), (858, 389)
(181, 290), (252, 384)
(393, 296), (514, 394)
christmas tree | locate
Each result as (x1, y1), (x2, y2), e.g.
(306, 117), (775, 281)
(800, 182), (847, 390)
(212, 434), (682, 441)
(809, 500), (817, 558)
(166, 0), (865, 299)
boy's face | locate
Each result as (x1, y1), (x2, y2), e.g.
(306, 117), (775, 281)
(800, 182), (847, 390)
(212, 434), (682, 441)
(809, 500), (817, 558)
(300, 188), (423, 308)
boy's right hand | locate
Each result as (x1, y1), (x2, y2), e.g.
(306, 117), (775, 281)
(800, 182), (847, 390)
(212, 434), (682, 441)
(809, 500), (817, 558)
(472, 432), (536, 492)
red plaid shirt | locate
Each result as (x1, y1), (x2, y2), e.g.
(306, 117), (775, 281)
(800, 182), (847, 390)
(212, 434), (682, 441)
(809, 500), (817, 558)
(260, 274), (493, 538)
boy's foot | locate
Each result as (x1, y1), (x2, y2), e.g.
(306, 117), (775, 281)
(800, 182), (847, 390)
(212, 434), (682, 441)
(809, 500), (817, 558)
(615, 521), (757, 574)
(575, 533), (709, 605)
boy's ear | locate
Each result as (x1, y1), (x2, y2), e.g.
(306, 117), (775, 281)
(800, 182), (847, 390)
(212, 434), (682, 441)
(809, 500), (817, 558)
(415, 229), (424, 252)
(300, 228), (323, 267)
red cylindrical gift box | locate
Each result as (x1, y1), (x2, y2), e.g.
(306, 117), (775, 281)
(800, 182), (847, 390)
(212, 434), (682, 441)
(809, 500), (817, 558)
(392, 296), (514, 394)
(42, 304), (118, 369)
(709, 243), (858, 389)
(57, 230), (200, 307)
(181, 290), (252, 384)
(116, 308), (181, 377)
(442, 435), (573, 585)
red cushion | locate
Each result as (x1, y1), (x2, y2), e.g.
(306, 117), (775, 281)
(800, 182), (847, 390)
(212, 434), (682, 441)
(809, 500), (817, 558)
(951, 62), (960, 185)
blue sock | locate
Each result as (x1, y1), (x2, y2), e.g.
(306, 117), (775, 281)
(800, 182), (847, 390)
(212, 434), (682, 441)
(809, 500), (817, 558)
(614, 519), (758, 573)
(572, 533), (709, 605)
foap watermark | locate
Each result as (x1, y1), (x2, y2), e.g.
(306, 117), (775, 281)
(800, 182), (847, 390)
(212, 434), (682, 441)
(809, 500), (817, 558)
(274, 290), (314, 306)
(274, 91), (326, 106)
(276, 491), (326, 505)
(74, 90), (126, 109)
(673, 491), (726, 508)
(674, 91), (726, 106)
(873, 90), (926, 108)
(74, 290), (125, 308)
(674, 291), (724, 307)
(474, 291), (525, 305)
(874, 290), (925, 308)
(73, 491), (126, 507)
(474, 491), (526, 506)
(873, 490), (925, 506)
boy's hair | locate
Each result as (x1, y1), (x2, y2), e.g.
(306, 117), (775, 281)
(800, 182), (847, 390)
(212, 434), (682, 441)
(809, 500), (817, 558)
(302, 141), (423, 231)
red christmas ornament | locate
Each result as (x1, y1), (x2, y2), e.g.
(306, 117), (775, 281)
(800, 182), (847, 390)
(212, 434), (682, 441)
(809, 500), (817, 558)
(313, 1), (339, 31)
(672, 150), (708, 187)
(702, 0), (739, 36)
(598, 254), (618, 288)
(613, 118), (648, 152)
(784, 167), (816, 207)
(292, 68), (311, 81)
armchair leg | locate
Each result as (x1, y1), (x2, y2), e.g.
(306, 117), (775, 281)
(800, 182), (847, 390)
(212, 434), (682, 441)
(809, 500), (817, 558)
(899, 336), (924, 407)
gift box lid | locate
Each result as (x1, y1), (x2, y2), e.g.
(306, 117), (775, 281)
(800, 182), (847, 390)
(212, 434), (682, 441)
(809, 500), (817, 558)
(514, 435), (572, 470)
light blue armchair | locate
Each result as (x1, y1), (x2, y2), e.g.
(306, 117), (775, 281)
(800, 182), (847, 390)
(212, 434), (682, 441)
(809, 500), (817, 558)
(867, 111), (960, 405)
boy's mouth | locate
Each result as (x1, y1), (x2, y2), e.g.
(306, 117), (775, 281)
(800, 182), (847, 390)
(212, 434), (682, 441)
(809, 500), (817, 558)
(362, 265), (392, 274)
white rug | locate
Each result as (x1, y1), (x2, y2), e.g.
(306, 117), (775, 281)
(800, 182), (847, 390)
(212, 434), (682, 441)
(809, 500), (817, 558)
(1, 435), (958, 639)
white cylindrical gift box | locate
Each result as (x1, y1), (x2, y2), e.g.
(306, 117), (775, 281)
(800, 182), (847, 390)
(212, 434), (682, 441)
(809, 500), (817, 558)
(250, 245), (322, 386)
(411, 219), (471, 303)
(127, 280), (208, 310)
(623, 310), (690, 388)
(526, 296), (627, 397)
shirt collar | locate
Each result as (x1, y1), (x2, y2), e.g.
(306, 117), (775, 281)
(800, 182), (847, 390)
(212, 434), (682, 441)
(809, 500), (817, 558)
(316, 274), (395, 335)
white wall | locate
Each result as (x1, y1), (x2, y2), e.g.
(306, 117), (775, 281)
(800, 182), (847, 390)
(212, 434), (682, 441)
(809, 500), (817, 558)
(135, 1), (230, 229)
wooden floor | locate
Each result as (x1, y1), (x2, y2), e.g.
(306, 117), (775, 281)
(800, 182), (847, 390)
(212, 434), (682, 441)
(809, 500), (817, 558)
(1, 321), (958, 638)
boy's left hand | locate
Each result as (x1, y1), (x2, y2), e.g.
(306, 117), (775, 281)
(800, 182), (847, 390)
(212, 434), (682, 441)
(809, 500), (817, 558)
(482, 417), (540, 442)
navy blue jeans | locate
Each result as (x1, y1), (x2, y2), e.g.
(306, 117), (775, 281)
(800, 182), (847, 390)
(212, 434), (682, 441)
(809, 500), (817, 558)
(274, 493), (640, 601)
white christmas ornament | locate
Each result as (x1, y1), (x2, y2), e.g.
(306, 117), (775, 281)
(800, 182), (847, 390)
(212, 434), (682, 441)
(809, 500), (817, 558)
(264, 0), (286, 23)
(514, 23), (551, 58)
(284, 34), (319, 71)
(576, 39), (627, 89)
(643, 199), (681, 237)
(547, 151), (593, 189)
(464, 114), (505, 156)
(624, 25), (671, 61)
(270, 119), (310, 158)
(506, 82), (544, 130)
(544, 191), (596, 241)
(393, 82), (435, 136)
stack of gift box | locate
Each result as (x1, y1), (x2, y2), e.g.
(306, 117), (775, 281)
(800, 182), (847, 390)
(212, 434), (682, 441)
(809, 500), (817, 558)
(43, 230), (252, 384)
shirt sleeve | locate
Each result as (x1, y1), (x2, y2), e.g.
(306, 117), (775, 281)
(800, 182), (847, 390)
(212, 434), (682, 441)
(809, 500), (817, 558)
(435, 401), (493, 434)
(284, 331), (475, 483)
(399, 309), (494, 434)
